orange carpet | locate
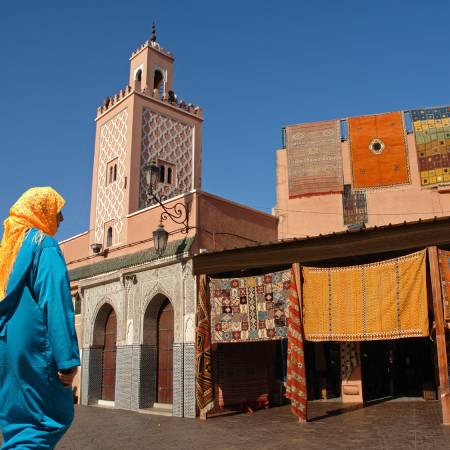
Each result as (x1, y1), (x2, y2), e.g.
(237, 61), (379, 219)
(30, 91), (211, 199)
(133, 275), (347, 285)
(349, 111), (409, 188)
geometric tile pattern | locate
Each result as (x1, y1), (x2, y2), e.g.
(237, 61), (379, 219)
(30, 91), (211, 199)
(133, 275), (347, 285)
(81, 347), (104, 405)
(139, 109), (193, 209)
(115, 345), (133, 410)
(183, 343), (196, 418)
(173, 343), (184, 417)
(95, 108), (128, 245)
(139, 344), (157, 409)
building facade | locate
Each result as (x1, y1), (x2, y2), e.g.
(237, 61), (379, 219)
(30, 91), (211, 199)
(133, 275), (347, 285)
(60, 32), (278, 417)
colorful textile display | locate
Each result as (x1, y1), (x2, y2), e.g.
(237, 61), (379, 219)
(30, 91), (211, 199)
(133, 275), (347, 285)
(439, 250), (450, 320)
(303, 250), (428, 341)
(195, 276), (214, 415)
(209, 270), (290, 343)
(285, 270), (307, 422)
(285, 120), (343, 198)
(340, 342), (359, 381)
(349, 112), (410, 188)
(410, 106), (450, 187)
(342, 184), (368, 225)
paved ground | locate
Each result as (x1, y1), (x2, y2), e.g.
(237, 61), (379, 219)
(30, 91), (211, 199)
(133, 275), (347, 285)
(55, 400), (450, 450)
(2, 400), (450, 449)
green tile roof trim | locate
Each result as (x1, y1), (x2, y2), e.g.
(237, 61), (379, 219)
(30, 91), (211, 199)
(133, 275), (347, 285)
(68, 237), (194, 282)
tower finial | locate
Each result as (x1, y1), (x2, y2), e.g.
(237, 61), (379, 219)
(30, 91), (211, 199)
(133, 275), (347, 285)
(150, 20), (157, 43)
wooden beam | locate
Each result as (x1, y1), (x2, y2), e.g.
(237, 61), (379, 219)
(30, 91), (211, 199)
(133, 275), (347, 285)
(193, 218), (450, 275)
(428, 246), (450, 425)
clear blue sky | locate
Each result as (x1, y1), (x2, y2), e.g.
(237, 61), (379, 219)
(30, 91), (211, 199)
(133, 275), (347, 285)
(1, 0), (449, 241)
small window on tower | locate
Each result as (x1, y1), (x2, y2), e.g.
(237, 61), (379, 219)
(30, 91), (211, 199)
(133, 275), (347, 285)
(106, 227), (113, 248)
(106, 158), (119, 185)
(154, 69), (164, 98)
(135, 69), (142, 82)
(157, 159), (176, 186)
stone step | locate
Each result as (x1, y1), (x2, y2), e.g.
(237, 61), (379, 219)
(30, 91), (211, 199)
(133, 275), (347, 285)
(153, 402), (173, 411)
(139, 407), (173, 417)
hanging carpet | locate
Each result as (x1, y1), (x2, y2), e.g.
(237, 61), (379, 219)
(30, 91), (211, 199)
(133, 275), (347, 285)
(349, 111), (410, 188)
(303, 250), (428, 341)
(209, 270), (290, 343)
(411, 106), (450, 188)
(439, 250), (450, 320)
(195, 276), (214, 415)
(285, 269), (307, 422)
(285, 120), (343, 198)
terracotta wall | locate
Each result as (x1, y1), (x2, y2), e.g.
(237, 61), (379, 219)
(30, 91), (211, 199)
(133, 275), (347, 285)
(196, 192), (278, 252)
(276, 132), (450, 238)
(60, 192), (198, 272)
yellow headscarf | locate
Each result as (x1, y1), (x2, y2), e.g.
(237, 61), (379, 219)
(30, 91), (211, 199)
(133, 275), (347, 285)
(0, 187), (65, 299)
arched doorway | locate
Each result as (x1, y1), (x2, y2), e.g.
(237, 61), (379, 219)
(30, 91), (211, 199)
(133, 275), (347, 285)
(102, 309), (117, 401)
(93, 303), (117, 402)
(157, 299), (174, 404)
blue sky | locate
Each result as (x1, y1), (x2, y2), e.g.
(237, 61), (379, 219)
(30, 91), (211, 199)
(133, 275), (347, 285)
(0, 0), (449, 241)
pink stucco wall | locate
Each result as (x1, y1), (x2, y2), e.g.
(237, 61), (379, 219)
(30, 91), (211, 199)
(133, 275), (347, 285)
(276, 132), (450, 238)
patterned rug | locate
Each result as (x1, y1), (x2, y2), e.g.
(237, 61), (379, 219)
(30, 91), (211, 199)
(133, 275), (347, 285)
(411, 106), (450, 188)
(439, 250), (450, 320)
(349, 111), (410, 188)
(285, 120), (343, 198)
(285, 269), (307, 422)
(195, 276), (214, 415)
(303, 250), (428, 341)
(210, 270), (290, 343)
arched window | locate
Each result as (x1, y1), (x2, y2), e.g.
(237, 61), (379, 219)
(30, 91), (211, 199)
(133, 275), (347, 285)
(154, 70), (164, 98)
(113, 164), (117, 182)
(135, 69), (142, 82)
(106, 227), (113, 248)
(159, 165), (165, 183)
(167, 167), (172, 185)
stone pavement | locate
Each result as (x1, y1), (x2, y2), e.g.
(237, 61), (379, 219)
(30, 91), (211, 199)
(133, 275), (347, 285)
(55, 400), (450, 450)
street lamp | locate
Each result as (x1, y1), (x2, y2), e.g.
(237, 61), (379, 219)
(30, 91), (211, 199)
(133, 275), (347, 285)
(143, 161), (190, 257)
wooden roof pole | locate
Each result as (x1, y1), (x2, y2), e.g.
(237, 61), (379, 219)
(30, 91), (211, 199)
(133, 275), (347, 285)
(428, 246), (450, 425)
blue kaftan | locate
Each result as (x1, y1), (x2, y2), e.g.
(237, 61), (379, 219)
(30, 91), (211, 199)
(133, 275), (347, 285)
(0, 228), (80, 449)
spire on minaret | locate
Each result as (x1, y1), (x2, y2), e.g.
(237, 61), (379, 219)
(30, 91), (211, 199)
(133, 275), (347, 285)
(150, 21), (157, 43)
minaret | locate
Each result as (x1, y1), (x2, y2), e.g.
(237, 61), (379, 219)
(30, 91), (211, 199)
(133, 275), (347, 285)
(89, 25), (203, 251)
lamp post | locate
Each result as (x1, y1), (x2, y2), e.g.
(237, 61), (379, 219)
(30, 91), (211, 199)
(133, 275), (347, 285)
(144, 161), (190, 257)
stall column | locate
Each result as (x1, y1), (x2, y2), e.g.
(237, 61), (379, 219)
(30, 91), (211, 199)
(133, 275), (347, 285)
(428, 246), (450, 425)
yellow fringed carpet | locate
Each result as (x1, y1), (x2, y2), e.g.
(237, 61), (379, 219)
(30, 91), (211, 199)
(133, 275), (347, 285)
(303, 250), (428, 341)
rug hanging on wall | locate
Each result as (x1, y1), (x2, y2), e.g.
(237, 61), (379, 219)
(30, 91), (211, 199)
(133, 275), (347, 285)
(303, 250), (428, 341)
(285, 120), (343, 198)
(195, 276), (214, 415)
(285, 269), (307, 422)
(209, 270), (290, 343)
(349, 111), (410, 188)
(410, 106), (450, 188)
(439, 249), (450, 321)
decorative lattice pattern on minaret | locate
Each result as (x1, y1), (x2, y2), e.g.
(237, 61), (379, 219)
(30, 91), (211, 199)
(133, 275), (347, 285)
(139, 109), (193, 209)
(95, 108), (128, 245)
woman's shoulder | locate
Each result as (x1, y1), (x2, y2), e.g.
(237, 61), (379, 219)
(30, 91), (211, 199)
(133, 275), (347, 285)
(28, 228), (59, 250)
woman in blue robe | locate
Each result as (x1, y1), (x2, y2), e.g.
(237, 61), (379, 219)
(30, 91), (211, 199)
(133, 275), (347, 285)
(0, 187), (80, 449)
